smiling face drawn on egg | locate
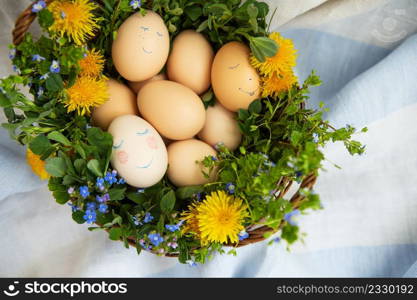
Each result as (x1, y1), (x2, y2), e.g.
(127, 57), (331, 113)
(138, 25), (165, 55)
(112, 10), (170, 82)
(112, 128), (160, 169)
(108, 115), (168, 188)
(227, 63), (259, 97)
(211, 41), (261, 112)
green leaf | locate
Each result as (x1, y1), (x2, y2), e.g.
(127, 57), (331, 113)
(249, 36), (279, 62)
(248, 99), (262, 114)
(281, 224), (299, 244)
(38, 9), (54, 29)
(290, 131), (303, 146)
(87, 159), (103, 177)
(62, 175), (76, 185)
(176, 185), (204, 200)
(74, 159), (86, 174)
(160, 190), (176, 213)
(45, 157), (67, 177)
(60, 151), (76, 176)
(48, 179), (66, 192)
(185, 5), (203, 21)
(74, 143), (86, 159)
(201, 90), (214, 102)
(196, 20), (208, 32)
(157, 215), (165, 232)
(53, 190), (70, 204)
(72, 210), (86, 224)
(45, 73), (64, 93)
(47, 131), (71, 146)
(206, 3), (231, 18)
(127, 191), (146, 205)
(29, 134), (53, 156)
(108, 187), (126, 201)
(285, 104), (298, 115)
(0, 93), (11, 107)
(247, 3), (259, 19)
(108, 227), (122, 241)
(87, 127), (113, 150)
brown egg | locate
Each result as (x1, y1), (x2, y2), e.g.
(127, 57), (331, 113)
(167, 139), (218, 187)
(167, 30), (214, 95)
(112, 11), (170, 82)
(92, 79), (138, 130)
(211, 42), (261, 112)
(128, 73), (167, 94)
(137, 80), (206, 140)
(198, 102), (242, 151)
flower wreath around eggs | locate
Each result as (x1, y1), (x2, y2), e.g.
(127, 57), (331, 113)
(2, 0), (365, 264)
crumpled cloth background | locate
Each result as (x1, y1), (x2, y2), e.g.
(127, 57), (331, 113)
(1, 0), (417, 277)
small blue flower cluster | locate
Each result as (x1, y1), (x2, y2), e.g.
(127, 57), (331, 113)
(139, 233), (179, 253)
(226, 182), (236, 194)
(139, 233), (166, 252)
(165, 220), (184, 232)
(50, 60), (60, 73)
(12, 65), (21, 75)
(8, 48), (16, 60)
(96, 170), (126, 191)
(66, 171), (126, 225)
(186, 260), (198, 267)
(32, 54), (45, 62)
(129, 0), (142, 9)
(32, 0), (46, 13)
(132, 212), (154, 227)
(284, 209), (300, 226)
(238, 230), (249, 241)
(81, 193), (110, 224)
(136, 220), (184, 253)
(68, 203), (80, 213)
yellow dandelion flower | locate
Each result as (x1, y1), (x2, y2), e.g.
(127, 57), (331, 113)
(26, 149), (50, 180)
(79, 48), (105, 77)
(65, 76), (109, 115)
(49, 0), (99, 45)
(182, 191), (248, 245)
(181, 203), (202, 237)
(250, 32), (297, 77)
(261, 70), (298, 98)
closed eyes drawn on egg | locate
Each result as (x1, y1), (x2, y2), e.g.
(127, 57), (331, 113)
(156, 32), (163, 37)
(136, 129), (150, 136)
(113, 139), (124, 149)
(238, 87), (257, 97)
(140, 26), (150, 32)
(228, 63), (240, 70)
(142, 47), (153, 54)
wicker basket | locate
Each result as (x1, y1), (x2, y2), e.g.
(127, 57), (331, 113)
(12, 0), (317, 258)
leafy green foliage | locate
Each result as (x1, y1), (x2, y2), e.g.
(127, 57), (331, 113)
(160, 190), (176, 213)
(148, 0), (278, 61)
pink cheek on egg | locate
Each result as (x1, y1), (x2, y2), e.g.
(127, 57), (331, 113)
(117, 151), (129, 164)
(146, 136), (159, 150)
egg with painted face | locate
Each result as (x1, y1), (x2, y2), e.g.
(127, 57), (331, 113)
(211, 42), (261, 112)
(112, 10), (170, 82)
(108, 115), (168, 188)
